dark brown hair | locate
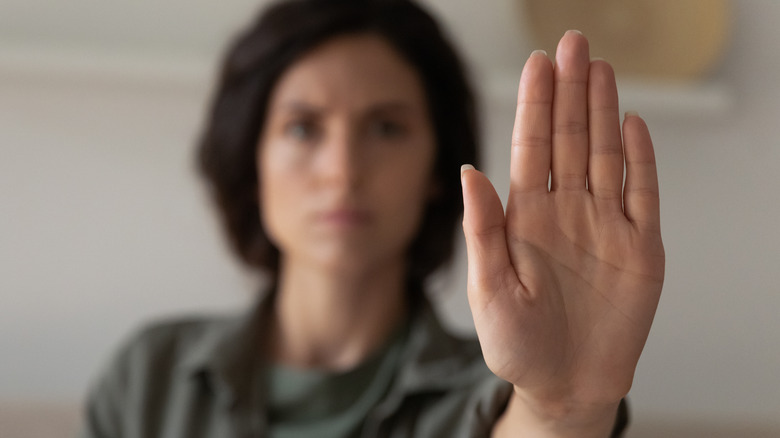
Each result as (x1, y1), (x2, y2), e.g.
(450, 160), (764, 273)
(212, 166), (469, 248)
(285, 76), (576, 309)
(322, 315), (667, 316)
(197, 0), (479, 293)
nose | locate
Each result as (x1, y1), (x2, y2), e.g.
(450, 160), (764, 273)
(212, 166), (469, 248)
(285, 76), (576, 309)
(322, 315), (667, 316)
(317, 126), (362, 189)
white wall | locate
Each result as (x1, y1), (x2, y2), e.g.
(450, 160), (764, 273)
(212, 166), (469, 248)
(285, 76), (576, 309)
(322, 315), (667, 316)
(1, 0), (778, 429)
(627, 1), (780, 422)
(431, 0), (780, 424)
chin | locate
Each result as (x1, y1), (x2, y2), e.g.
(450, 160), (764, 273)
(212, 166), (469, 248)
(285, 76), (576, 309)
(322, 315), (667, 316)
(311, 246), (400, 276)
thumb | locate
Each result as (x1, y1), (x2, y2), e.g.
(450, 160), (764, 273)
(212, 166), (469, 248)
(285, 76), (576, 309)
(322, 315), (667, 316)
(461, 165), (512, 306)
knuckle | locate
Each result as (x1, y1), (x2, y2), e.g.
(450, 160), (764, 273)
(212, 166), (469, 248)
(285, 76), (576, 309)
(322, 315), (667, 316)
(512, 129), (549, 149)
(553, 120), (588, 136)
(592, 142), (623, 156)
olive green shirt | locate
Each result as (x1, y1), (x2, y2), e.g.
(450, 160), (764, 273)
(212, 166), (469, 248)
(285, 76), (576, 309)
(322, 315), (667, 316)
(81, 296), (627, 437)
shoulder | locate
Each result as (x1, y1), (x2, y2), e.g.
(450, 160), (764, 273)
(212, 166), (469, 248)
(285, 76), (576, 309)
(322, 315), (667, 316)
(402, 303), (493, 388)
(81, 314), (234, 438)
(86, 309), (249, 405)
(403, 319), (508, 396)
(383, 305), (513, 436)
(121, 315), (224, 359)
(105, 315), (228, 377)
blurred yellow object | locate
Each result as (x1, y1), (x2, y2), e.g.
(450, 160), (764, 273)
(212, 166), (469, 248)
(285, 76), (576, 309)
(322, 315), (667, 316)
(524, 0), (731, 81)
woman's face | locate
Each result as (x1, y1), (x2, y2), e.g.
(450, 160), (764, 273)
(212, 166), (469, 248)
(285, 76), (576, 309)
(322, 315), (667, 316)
(258, 34), (437, 275)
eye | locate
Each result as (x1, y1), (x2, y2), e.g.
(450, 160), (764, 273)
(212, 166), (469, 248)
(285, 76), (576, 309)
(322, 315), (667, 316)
(284, 119), (320, 142)
(369, 119), (406, 140)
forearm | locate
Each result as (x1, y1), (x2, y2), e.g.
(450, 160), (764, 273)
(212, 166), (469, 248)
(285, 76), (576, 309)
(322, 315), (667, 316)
(491, 390), (620, 438)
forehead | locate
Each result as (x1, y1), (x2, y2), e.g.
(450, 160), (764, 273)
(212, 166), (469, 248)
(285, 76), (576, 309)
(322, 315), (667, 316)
(268, 33), (428, 111)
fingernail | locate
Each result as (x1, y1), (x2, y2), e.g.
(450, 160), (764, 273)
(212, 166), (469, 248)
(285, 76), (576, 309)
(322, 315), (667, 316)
(566, 29), (583, 36)
(531, 49), (548, 58)
(591, 56), (606, 62)
(461, 164), (475, 177)
(625, 110), (639, 118)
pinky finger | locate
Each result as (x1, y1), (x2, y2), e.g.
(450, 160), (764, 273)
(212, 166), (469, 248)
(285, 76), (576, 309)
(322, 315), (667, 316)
(623, 112), (661, 232)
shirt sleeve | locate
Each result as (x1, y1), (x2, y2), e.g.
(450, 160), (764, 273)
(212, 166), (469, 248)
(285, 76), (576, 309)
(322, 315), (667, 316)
(611, 398), (630, 438)
(80, 333), (136, 438)
(464, 377), (630, 438)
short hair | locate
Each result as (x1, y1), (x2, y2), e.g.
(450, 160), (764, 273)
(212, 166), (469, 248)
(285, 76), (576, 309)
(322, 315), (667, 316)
(197, 0), (479, 294)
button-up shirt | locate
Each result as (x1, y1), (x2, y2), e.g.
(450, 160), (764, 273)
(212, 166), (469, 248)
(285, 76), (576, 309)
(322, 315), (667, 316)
(81, 295), (627, 437)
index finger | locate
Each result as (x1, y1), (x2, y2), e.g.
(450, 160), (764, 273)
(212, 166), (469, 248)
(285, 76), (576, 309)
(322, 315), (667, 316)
(510, 49), (554, 193)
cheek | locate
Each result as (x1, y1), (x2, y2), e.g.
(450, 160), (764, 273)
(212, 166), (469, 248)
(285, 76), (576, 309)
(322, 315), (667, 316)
(258, 149), (295, 246)
(381, 153), (438, 234)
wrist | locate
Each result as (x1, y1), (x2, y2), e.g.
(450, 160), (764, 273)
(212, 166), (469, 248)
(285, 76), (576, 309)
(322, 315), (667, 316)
(493, 388), (621, 438)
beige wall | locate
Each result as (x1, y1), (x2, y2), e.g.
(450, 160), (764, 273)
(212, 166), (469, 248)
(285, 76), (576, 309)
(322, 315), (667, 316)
(1, 0), (778, 430)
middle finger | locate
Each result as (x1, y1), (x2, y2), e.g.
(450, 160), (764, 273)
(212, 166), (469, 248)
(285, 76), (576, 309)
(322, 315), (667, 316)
(551, 30), (591, 192)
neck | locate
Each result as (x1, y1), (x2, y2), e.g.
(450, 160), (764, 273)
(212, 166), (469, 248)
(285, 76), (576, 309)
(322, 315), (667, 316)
(269, 257), (409, 371)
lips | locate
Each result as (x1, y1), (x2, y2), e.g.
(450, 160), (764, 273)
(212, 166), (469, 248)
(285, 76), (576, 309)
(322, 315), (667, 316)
(315, 209), (373, 227)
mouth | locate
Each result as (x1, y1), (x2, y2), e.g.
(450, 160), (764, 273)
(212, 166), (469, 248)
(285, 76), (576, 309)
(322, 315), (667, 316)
(315, 208), (373, 227)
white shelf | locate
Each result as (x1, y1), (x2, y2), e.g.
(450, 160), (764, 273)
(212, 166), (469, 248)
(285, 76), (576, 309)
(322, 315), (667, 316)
(615, 79), (733, 117)
(481, 70), (734, 118)
(0, 46), (734, 119)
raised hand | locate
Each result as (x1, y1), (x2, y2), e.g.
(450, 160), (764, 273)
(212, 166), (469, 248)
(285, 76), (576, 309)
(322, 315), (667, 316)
(461, 31), (665, 435)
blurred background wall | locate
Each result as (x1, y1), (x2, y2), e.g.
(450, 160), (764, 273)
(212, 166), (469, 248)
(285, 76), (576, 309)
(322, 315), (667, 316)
(1, 0), (778, 435)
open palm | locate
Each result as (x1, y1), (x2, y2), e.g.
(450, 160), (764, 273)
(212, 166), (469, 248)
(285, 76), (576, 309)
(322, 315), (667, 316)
(462, 31), (665, 409)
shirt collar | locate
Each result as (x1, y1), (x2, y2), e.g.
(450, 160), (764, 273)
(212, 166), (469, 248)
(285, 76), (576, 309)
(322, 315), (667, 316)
(176, 292), (492, 403)
(394, 298), (492, 393)
(177, 294), (270, 406)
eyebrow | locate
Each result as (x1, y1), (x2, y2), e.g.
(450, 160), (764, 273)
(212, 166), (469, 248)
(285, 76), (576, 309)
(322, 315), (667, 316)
(366, 102), (416, 115)
(277, 100), (416, 115)
(277, 101), (323, 114)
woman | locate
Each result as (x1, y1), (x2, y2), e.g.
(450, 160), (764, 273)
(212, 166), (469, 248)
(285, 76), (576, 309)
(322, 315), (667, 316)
(82, 0), (664, 437)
